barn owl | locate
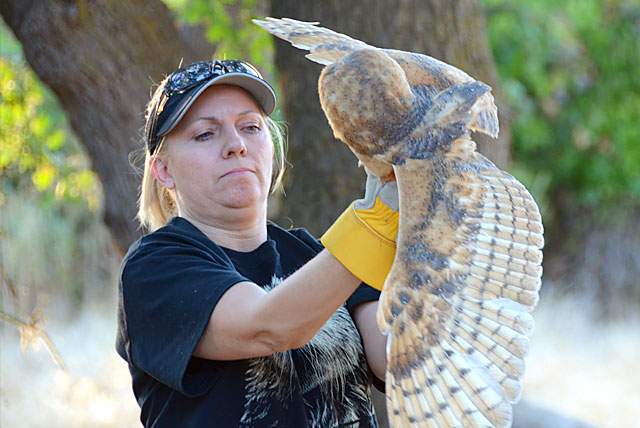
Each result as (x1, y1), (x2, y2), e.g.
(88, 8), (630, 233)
(254, 18), (544, 428)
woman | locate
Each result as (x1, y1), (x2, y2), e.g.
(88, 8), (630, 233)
(116, 59), (399, 427)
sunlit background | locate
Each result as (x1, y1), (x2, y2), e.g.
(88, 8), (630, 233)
(2, 1), (639, 427)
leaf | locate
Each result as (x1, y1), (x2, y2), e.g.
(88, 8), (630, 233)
(31, 162), (57, 191)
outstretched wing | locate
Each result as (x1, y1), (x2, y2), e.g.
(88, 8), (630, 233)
(252, 18), (374, 65)
(380, 150), (543, 428)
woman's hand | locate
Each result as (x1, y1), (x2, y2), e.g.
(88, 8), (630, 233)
(321, 170), (399, 290)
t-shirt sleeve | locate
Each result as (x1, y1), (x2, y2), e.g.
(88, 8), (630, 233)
(118, 232), (248, 397)
(288, 227), (381, 314)
(345, 282), (381, 315)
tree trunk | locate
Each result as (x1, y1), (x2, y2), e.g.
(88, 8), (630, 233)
(270, 0), (511, 237)
(0, 0), (213, 256)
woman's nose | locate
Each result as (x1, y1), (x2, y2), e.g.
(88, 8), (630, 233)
(223, 129), (247, 158)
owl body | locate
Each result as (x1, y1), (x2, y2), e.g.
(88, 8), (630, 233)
(254, 18), (543, 428)
(319, 48), (498, 176)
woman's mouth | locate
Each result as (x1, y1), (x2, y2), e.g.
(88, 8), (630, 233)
(221, 168), (253, 178)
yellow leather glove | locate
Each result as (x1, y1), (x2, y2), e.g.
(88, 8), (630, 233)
(321, 171), (398, 290)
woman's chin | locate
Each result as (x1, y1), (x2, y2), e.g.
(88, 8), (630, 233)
(221, 187), (267, 210)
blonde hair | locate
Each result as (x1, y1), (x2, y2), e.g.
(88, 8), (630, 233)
(137, 82), (287, 232)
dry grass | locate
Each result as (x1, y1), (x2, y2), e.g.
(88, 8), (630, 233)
(521, 286), (640, 428)
(1, 191), (638, 427)
(1, 286), (638, 428)
(0, 298), (140, 428)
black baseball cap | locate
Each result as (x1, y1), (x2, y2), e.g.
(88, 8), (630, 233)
(146, 60), (276, 153)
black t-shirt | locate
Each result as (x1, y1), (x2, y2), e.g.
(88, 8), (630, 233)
(116, 217), (381, 428)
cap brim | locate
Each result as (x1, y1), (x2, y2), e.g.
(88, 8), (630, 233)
(155, 73), (276, 138)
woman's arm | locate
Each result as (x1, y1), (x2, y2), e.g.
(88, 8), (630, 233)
(195, 174), (398, 362)
(352, 300), (387, 381)
(194, 249), (362, 360)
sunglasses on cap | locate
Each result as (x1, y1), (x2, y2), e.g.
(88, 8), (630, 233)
(146, 59), (275, 154)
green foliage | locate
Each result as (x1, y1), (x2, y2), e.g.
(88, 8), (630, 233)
(0, 20), (106, 312)
(162, 0), (282, 119)
(483, 0), (640, 218)
(0, 21), (100, 211)
(163, 0), (275, 76)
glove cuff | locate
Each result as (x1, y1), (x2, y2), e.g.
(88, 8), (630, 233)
(321, 202), (396, 291)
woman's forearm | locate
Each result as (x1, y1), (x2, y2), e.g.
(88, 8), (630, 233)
(195, 249), (362, 360)
(255, 249), (362, 349)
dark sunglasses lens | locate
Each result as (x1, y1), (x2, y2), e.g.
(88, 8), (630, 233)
(167, 62), (212, 92)
(226, 60), (260, 77)
(166, 60), (261, 94)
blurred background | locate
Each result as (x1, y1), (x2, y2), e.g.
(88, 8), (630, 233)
(1, 0), (639, 427)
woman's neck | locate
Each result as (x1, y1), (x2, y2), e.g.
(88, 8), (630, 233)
(181, 206), (269, 252)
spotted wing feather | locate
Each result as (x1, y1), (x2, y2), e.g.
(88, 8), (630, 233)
(252, 18), (373, 65)
(379, 148), (543, 428)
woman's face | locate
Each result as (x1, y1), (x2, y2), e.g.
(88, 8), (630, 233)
(155, 85), (274, 221)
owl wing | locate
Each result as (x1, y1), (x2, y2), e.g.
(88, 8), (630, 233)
(253, 18), (499, 141)
(255, 17), (544, 428)
(385, 50), (500, 139)
(252, 18), (374, 65)
(380, 149), (543, 428)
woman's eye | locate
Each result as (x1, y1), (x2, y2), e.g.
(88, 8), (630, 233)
(243, 124), (261, 134)
(195, 131), (213, 142)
